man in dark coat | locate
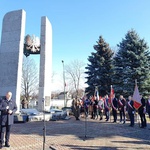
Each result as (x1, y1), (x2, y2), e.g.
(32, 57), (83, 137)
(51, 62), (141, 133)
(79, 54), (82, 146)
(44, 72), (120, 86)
(0, 91), (17, 148)
(138, 96), (147, 128)
(83, 97), (90, 117)
(146, 95), (150, 119)
(112, 94), (118, 123)
(118, 95), (126, 124)
(127, 96), (135, 127)
(72, 97), (81, 120)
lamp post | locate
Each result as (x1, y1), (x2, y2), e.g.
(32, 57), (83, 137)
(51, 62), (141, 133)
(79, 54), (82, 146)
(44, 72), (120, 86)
(62, 60), (66, 107)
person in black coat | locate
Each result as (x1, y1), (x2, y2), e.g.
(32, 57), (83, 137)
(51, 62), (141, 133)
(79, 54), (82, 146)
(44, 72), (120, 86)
(112, 94), (118, 123)
(83, 97), (90, 117)
(118, 95), (126, 124)
(0, 92), (17, 148)
(72, 97), (81, 120)
(93, 98), (98, 119)
(138, 96), (147, 128)
(127, 96), (135, 127)
(146, 95), (150, 119)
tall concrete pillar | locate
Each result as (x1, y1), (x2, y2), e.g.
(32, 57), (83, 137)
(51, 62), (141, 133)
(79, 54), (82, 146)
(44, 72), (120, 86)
(38, 17), (52, 111)
(0, 10), (26, 112)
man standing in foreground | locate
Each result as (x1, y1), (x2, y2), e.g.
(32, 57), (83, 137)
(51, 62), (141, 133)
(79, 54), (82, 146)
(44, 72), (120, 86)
(0, 92), (17, 148)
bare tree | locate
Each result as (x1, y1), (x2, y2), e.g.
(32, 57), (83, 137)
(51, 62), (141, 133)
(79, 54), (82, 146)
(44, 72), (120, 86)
(65, 60), (86, 97)
(21, 56), (39, 106)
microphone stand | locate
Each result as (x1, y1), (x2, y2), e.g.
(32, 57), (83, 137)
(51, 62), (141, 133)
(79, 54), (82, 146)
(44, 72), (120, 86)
(83, 107), (88, 141)
(42, 98), (46, 150)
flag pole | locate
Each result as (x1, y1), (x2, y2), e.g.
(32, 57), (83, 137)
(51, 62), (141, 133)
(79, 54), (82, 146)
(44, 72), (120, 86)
(135, 79), (137, 85)
(110, 85), (112, 122)
(133, 79), (140, 126)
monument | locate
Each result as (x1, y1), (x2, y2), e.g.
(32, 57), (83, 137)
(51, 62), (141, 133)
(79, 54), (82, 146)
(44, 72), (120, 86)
(0, 9), (52, 111)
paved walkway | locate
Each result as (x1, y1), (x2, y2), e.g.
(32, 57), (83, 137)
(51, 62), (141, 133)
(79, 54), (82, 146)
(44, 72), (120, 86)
(1, 116), (150, 150)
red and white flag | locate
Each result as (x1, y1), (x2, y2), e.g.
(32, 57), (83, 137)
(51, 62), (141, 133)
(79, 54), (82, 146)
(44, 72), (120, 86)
(132, 81), (142, 110)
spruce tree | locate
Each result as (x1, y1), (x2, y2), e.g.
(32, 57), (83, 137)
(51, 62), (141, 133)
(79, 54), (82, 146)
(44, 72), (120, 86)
(113, 30), (150, 97)
(85, 36), (114, 97)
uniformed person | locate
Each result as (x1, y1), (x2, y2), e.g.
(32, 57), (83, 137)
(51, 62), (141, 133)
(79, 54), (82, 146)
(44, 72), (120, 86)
(127, 96), (135, 127)
(72, 97), (81, 120)
(138, 95), (147, 128)
(112, 94), (118, 123)
(118, 95), (126, 124)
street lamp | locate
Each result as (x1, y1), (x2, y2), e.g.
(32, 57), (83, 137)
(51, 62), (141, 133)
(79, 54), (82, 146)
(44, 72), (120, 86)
(62, 60), (66, 107)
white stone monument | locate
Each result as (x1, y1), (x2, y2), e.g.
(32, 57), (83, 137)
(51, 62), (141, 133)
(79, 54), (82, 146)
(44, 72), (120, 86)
(38, 17), (52, 111)
(0, 10), (52, 112)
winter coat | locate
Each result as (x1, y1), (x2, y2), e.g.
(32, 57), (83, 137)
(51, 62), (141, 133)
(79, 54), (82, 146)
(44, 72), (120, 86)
(0, 98), (17, 125)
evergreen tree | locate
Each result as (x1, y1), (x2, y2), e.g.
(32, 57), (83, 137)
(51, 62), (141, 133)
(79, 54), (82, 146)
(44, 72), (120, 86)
(85, 36), (114, 97)
(113, 30), (150, 97)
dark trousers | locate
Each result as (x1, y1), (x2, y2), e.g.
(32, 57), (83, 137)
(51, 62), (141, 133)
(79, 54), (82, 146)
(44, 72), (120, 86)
(0, 125), (11, 144)
(74, 108), (80, 120)
(139, 113), (147, 127)
(105, 109), (109, 121)
(112, 109), (117, 122)
(92, 107), (98, 119)
(95, 108), (99, 119)
(148, 111), (150, 118)
(99, 110), (103, 120)
(128, 113), (134, 126)
(84, 107), (89, 117)
(119, 110), (125, 123)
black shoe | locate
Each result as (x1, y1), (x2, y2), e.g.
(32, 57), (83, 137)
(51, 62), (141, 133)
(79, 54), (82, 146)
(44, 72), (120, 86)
(5, 143), (10, 147)
(0, 143), (2, 149)
(129, 124), (134, 127)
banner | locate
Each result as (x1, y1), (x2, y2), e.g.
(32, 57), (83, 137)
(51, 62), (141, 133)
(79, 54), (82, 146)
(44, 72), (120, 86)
(132, 81), (142, 110)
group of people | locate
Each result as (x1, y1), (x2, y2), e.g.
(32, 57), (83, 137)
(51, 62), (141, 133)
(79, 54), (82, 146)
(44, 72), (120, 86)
(0, 91), (149, 149)
(72, 94), (150, 128)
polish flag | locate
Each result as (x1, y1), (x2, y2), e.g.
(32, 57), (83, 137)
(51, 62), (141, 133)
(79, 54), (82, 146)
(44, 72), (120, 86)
(132, 81), (142, 110)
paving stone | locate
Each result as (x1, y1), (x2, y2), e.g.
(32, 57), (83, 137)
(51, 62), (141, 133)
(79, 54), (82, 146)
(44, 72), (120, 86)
(1, 116), (150, 150)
